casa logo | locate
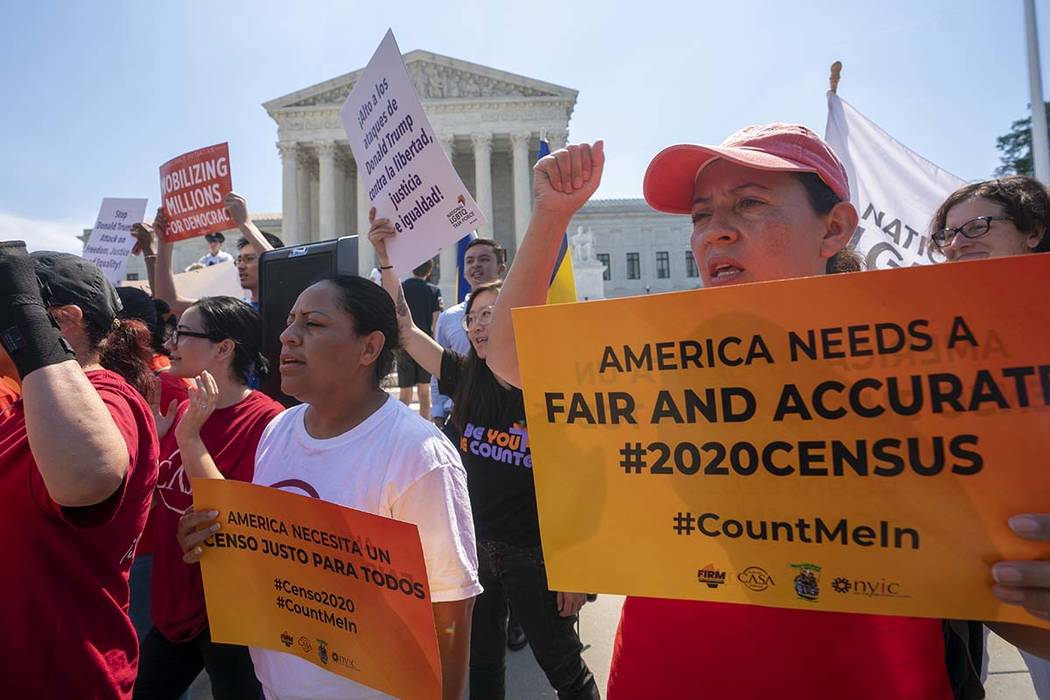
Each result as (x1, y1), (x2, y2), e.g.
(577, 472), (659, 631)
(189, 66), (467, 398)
(332, 650), (362, 672)
(298, 636), (312, 654)
(697, 563), (728, 589)
(317, 639), (329, 665)
(737, 566), (774, 592)
(831, 576), (909, 599)
(790, 563), (822, 601)
(279, 631), (294, 648)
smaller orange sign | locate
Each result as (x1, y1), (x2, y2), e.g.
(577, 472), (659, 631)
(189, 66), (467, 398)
(160, 143), (233, 241)
(193, 479), (441, 699)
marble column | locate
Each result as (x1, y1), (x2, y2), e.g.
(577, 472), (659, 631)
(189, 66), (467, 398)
(471, 132), (493, 238)
(296, 152), (313, 243)
(510, 132), (532, 252)
(317, 142), (337, 242)
(355, 163), (372, 274)
(334, 150), (348, 237)
(277, 142), (299, 245)
(438, 135), (459, 302)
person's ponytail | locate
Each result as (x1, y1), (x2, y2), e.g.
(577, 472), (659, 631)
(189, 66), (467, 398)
(95, 319), (157, 405)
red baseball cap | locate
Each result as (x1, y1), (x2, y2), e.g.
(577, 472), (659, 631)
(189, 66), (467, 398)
(643, 123), (850, 215)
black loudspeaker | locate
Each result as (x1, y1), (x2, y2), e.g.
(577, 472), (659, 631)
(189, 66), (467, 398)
(258, 237), (359, 405)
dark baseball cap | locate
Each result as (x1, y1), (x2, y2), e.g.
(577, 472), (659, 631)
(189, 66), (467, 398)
(31, 252), (123, 332)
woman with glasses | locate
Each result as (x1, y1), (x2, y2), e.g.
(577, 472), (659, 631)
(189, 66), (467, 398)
(932, 174), (1050, 700)
(931, 175), (1050, 261)
(367, 211), (599, 700)
(134, 296), (283, 700)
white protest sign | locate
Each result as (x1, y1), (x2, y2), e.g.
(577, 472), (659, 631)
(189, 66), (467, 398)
(340, 30), (484, 272)
(83, 198), (149, 283)
(825, 93), (966, 270)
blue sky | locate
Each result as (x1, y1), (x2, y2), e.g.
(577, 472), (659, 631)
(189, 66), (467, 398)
(0, 0), (1044, 252)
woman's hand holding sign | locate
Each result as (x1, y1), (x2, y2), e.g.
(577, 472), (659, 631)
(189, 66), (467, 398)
(993, 514), (1050, 621)
(177, 509), (220, 564)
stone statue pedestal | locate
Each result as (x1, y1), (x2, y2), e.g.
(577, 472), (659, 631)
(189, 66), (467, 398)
(573, 261), (606, 300)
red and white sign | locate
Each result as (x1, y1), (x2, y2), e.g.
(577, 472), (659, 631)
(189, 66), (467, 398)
(159, 143), (233, 242)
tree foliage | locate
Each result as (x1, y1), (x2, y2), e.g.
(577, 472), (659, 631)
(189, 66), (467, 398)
(996, 102), (1050, 177)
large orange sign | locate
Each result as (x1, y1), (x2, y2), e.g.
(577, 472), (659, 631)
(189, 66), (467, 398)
(193, 479), (441, 699)
(512, 254), (1050, 628)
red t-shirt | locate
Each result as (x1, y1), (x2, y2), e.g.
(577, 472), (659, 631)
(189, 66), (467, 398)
(0, 376), (20, 412)
(0, 369), (159, 699)
(607, 597), (953, 699)
(150, 390), (282, 642)
(136, 371), (190, 558)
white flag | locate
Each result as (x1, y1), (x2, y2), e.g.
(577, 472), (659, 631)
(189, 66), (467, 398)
(825, 93), (966, 269)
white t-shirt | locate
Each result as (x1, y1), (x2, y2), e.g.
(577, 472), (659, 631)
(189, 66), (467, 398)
(249, 396), (482, 700)
(199, 250), (233, 266)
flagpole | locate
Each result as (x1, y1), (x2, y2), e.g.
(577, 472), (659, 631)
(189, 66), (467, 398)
(1025, 0), (1050, 182)
(829, 61), (842, 94)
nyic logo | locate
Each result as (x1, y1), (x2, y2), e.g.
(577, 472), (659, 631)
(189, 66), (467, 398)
(790, 563), (822, 601)
(737, 566), (775, 592)
(280, 631), (294, 648)
(697, 564), (728, 589)
(831, 576), (909, 598)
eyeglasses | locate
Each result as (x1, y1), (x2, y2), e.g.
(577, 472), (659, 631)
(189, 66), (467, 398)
(236, 254), (258, 265)
(461, 305), (496, 330)
(933, 216), (1013, 248)
(172, 329), (223, 344)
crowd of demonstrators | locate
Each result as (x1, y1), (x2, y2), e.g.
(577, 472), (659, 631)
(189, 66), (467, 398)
(487, 128), (1050, 699)
(177, 274), (481, 700)
(132, 192), (284, 316)
(0, 245), (159, 698)
(932, 174), (1050, 699)
(134, 296), (283, 700)
(396, 257), (444, 419)
(368, 211), (599, 700)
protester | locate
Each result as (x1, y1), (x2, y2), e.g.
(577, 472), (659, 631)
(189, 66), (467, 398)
(139, 192), (284, 316)
(932, 174), (1050, 699)
(199, 232), (234, 267)
(396, 258), (443, 419)
(368, 213), (598, 699)
(425, 238), (528, 651)
(487, 127), (1050, 698)
(176, 274), (480, 700)
(0, 244), (159, 699)
(134, 296), (282, 700)
(116, 285), (191, 646)
(430, 239), (506, 433)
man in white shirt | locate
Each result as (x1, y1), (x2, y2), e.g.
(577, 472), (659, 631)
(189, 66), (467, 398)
(198, 232), (234, 267)
(430, 238), (505, 431)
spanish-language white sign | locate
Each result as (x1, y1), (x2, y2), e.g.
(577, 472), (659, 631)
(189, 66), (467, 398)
(83, 198), (148, 283)
(825, 93), (966, 270)
(340, 29), (484, 273)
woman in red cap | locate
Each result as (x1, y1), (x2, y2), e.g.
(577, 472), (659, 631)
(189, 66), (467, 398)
(487, 126), (1050, 699)
(0, 244), (159, 699)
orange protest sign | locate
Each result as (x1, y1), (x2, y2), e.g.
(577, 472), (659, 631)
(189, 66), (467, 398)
(192, 479), (441, 699)
(512, 254), (1050, 627)
(159, 143), (233, 242)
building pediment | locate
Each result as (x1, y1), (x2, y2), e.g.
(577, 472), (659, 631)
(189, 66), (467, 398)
(264, 49), (577, 113)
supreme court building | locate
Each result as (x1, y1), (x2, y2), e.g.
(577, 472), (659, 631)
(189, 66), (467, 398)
(122, 49), (696, 300)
